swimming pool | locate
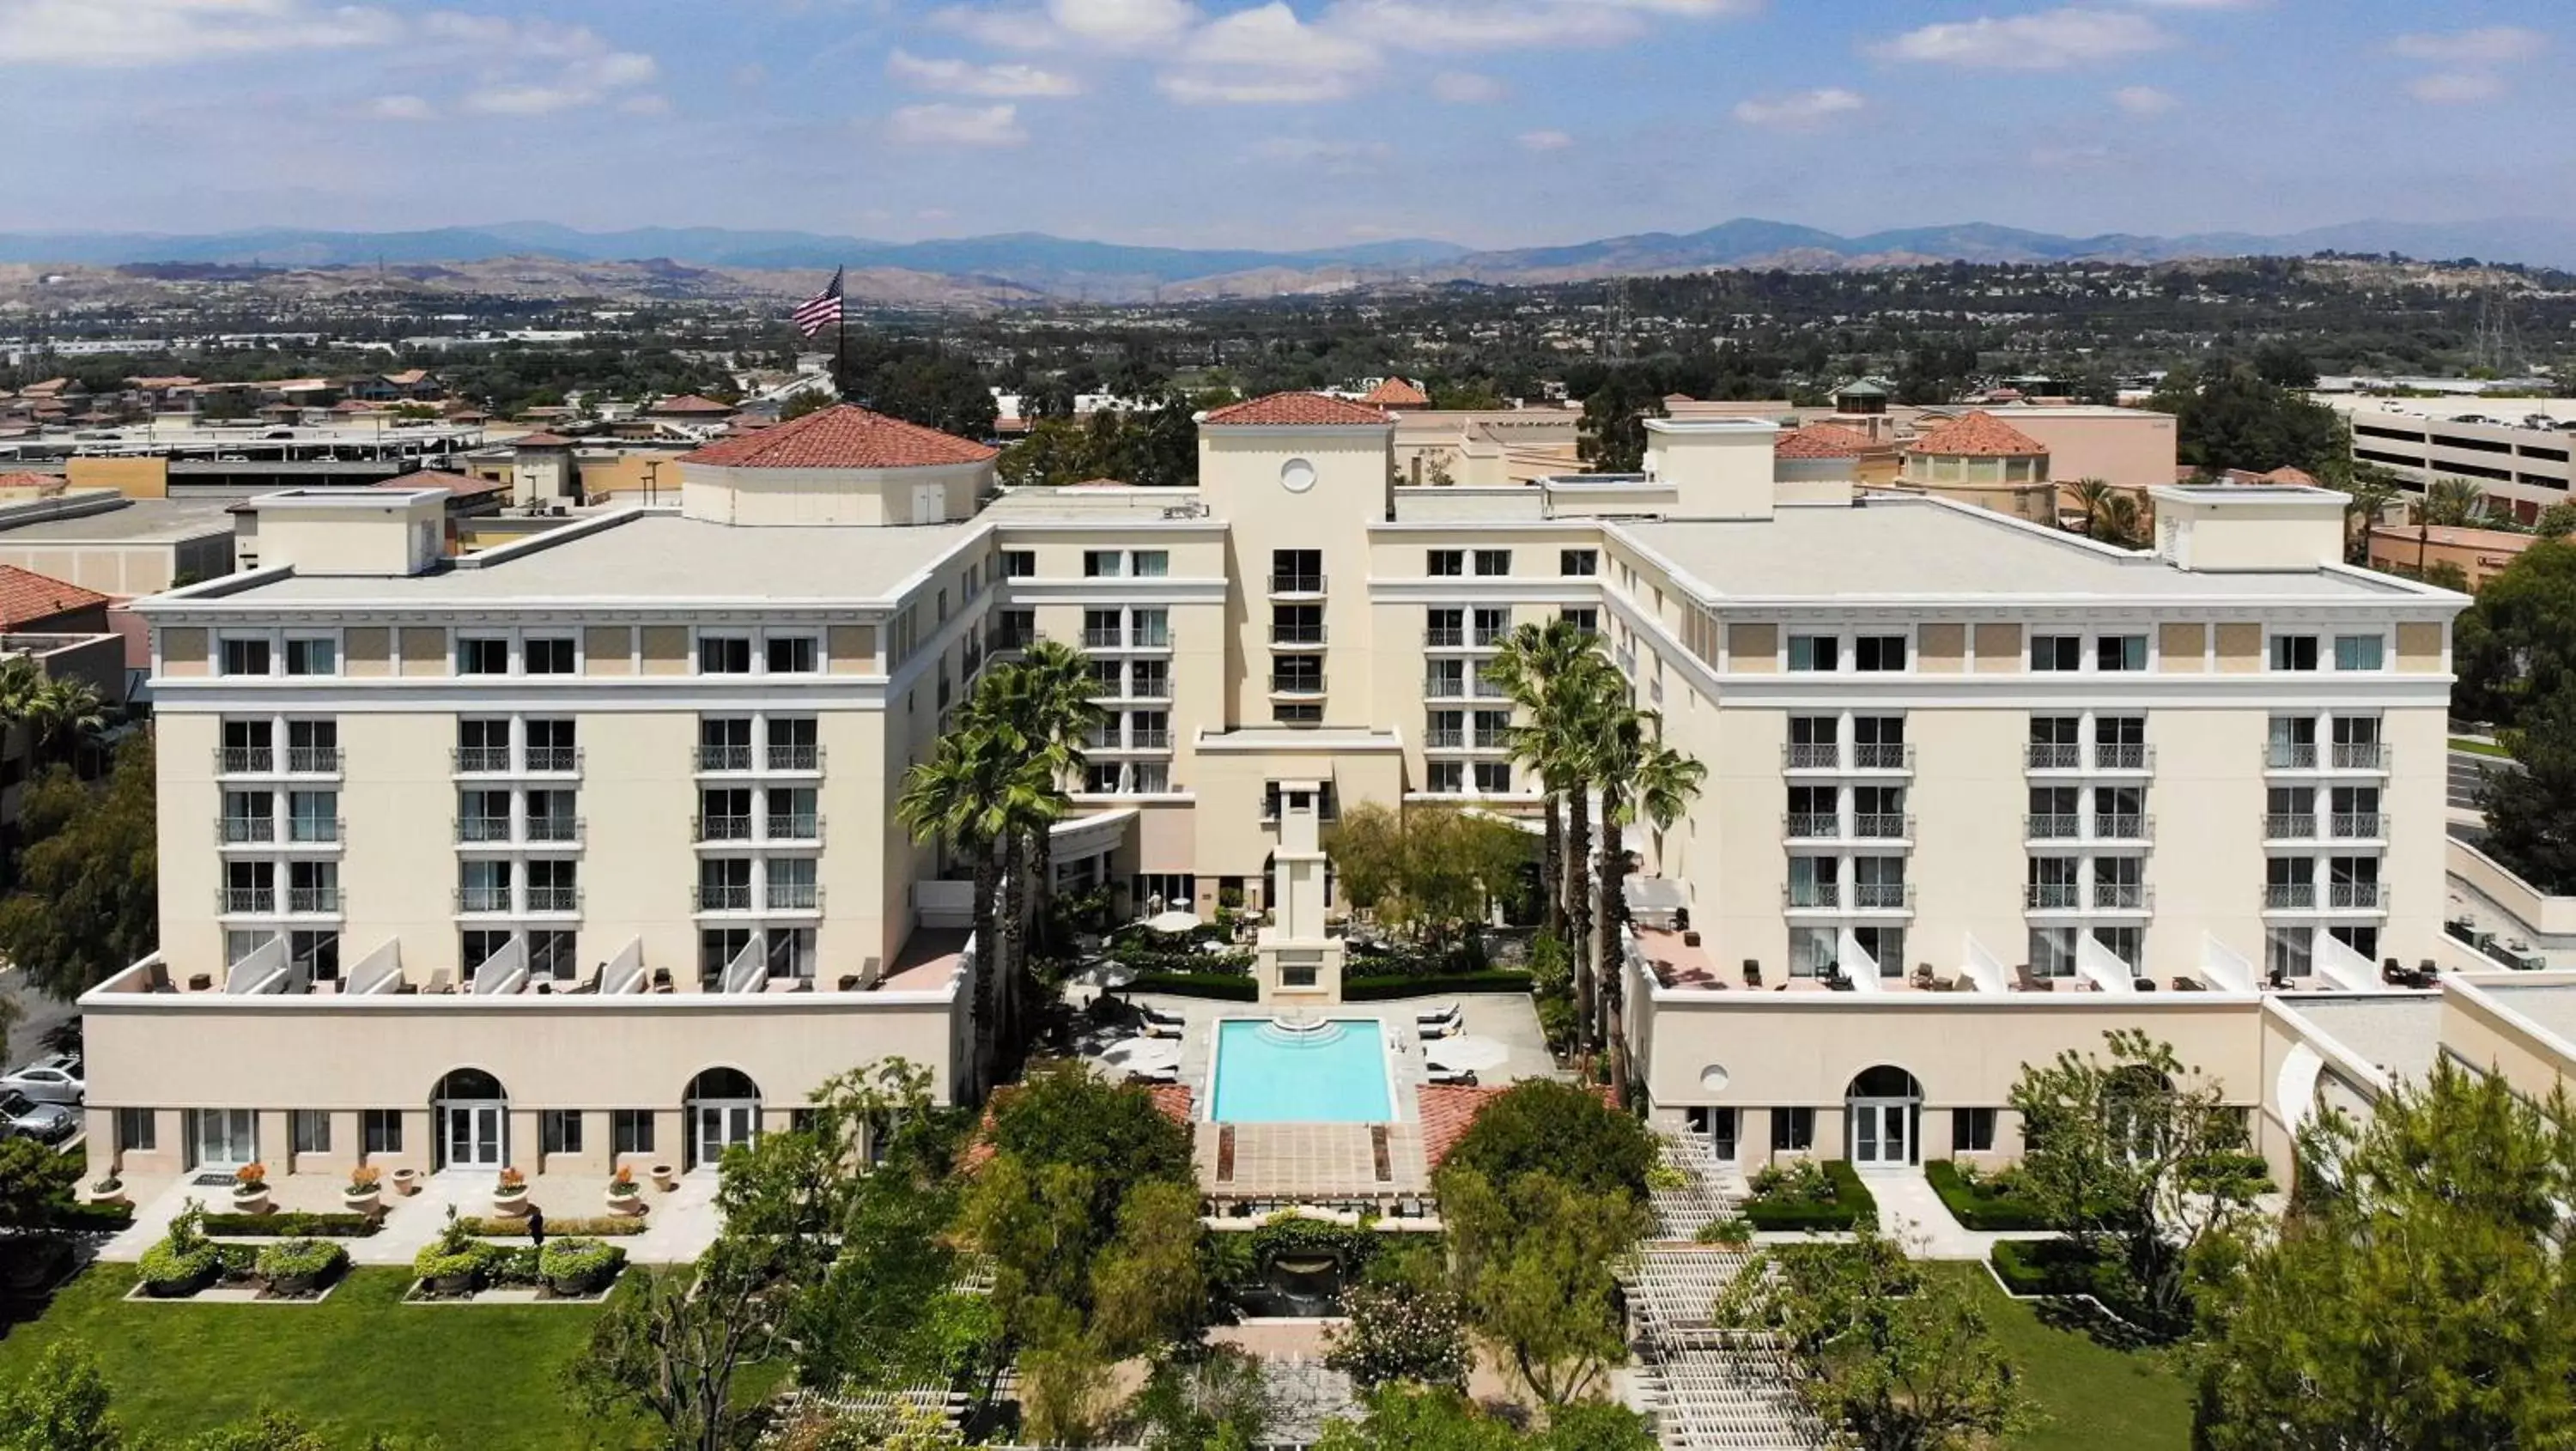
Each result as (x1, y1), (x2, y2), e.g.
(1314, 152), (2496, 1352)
(1207, 1018), (1394, 1123)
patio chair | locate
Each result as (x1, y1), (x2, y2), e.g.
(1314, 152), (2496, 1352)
(1128, 1065), (1181, 1084)
(1137, 1003), (1188, 1029)
(1139, 1017), (1183, 1041)
(1426, 1065), (1479, 1087)
(1413, 1001), (1462, 1029)
(425, 968), (453, 994)
(1418, 1015), (1462, 1041)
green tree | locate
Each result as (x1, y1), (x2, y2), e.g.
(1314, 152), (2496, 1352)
(2066, 477), (2115, 540)
(2149, 363), (2348, 476)
(0, 738), (156, 1000)
(1584, 707), (1704, 1091)
(975, 641), (1098, 969)
(780, 389), (835, 421)
(1440, 1165), (1647, 1405)
(2452, 538), (2576, 727)
(2335, 471), (2403, 564)
(2541, 501), (2576, 540)
(0, 1132), (81, 1228)
(2193, 1063), (2576, 1451)
(2251, 340), (2320, 389)
(1325, 804), (1531, 946)
(22, 676), (103, 768)
(563, 1236), (784, 1451)
(2420, 476), (2492, 527)
(898, 701), (1054, 1091)
(1123, 1345), (1278, 1451)
(1316, 1387), (1655, 1451)
(2479, 683), (2576, 893)
(184, 1407), (331, 1451)
(0, 1343), (121, 1451)
(2008, 1030), (2257, 1333)
(856, 353), (997, 439)
(1444, 1078), (1656, 1203)
(1485, 620), (1620, 1037)
(1715, 1231), (2039, 1451)
(1576, 372), (1663, 473)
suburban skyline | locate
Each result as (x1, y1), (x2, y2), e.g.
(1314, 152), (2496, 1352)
(1, 1), (2568, 251)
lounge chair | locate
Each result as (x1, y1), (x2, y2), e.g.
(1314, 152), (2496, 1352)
(1426, 1065), (1479, 1087)
(1128, 1065), (1181, 1084)
(1137, 1003), (1187, 1029)
(1412, 999), (1460, 1023)
(1418, 1015), (1462, 1041)
(425, 968), (453, 994)
(1139, 1017), (1183, 1041)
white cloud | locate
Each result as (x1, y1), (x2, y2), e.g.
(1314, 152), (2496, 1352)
(1872, 8), (2172, 70)
(2389, 27), (2546, 65)
(1326, 0), (1649, 52)
(1731, 87), (1865, 129)
(889, 47), (1081, 95)
(2110, 83), (2177, 114)
(462, 47), (659, 117)
(2405, 71), (2506, 104)
(1158, 70), (1357, 102)
(1517, 128), (1572, 151)
(886, 100), (1030, 144)
(365, 93), (434, 121)
(0, 0), (403, 66)
(1182, 3), (1377, 71)
(1048, 0), (1197, 47)
(1430, 69), (1503, 101)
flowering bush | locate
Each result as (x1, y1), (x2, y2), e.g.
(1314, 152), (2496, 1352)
(496, 1166), (527, 1192)
(608, 1164), (638, 1196)
(346, 1165), (382, 1195)
(233, 1162), (268, 1191)
(1324, 1279), (1472, 1391)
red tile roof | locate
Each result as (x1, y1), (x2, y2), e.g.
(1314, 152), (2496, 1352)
(649, 393), (736, 415)
(0, 471), (63, 492)
(1201, 392), (1390, 428)
(508, 432), (579, 447)
(1775, 422), (1873, 459)
(1903, 410), (2047, 459)
(1360, 377), (1431, 408)
(677, 404), (997, 469)
(0, 565), (107, 629)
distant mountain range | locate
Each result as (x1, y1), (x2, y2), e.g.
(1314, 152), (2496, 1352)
(2, 217), (2570, 301)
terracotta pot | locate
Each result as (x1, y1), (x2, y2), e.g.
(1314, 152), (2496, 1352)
(648, 1163), (676, 1189)
(392, 1168), (421, 1195)
(343, 1190), (380, 1214)
(491, 1189), (528, 1217)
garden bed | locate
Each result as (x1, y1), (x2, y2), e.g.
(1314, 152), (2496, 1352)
(1343, 970), (1534, 1000)
(1989, 1239), (2125, 1301)
(459, 1215), (645, 1238)
(1740, 1159), (1878, 1232)
(1126, 971), (1259, 1001)
(1924, 1160), (2059, 1231)
(407, 1238), (629, 1303)
(131, 1240), (349, 1303)
(202, 1211), (380, 1238)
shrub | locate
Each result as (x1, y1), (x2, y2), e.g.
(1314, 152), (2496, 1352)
(1925, 1160), (2057, 1232)
(254, 1237), (347, 1288)
(1124, 971), (1258, 1000)
(1990, 1238), (2121, 1299)
(461, 1215), (645, 1237)
(1443, 1079), (1656, 1200)
(539, 1236), (627, 1294)
(137, 1201), (222, 1296)
(1694, 1215), (1753, 1247)
(1342, 971), (1534, 1000)
(413, 1208), (495, 1286)
(1740, 1160), (1876, 1231)
(202, 1211), (379, 1237)
(487, 1246), (543, 1285)
(1326, 1278), (1472, 1390)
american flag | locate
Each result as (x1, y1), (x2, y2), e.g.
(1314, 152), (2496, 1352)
(792, 266), (844, 337)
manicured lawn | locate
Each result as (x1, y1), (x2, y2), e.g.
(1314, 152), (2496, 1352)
(2451, 736), (2512, 759)
(1941, 1266), (2193, 1451)
(0, 1265), (653, 1448)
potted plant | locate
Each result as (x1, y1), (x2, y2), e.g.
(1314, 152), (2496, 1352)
(343, 1165), (382, 1214)
(538, 1237), (626, 1297)
(256, 1237), (348, 1296)
(412, 1207), (492, 1296)
(491, 1166), (528, 1217)
(86, 1171), (128, 1207)
(604, 1164), (644, 1216)
(230, 1162), (271, 1214)
(391, 1166), (421, 1195)
(138, 1200), (223, 1298)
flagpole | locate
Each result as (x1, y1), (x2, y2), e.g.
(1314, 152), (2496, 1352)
(835, 265), (848, 399)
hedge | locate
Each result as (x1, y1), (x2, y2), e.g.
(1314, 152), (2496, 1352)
(49, 1200), (136, 1231)
(253, 1237), (349, 1283)
(1126, 972), (1259, 1001)
(204, 1211), (380, 1238)
(1343, 971), (1534, 1001)
(1924, 1161), (2057, 1232)
(1741, 1160), (1878, 1232)
(461, 1215), (645, 1238)
(1990, 1238), (2121, 1299)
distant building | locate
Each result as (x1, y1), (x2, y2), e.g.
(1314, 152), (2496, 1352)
(2366, 523), (2536, 591)
(1888, 410), (2057, 525)
(2325, 395), (2576, 525)
(1359, 378), (1431, 409)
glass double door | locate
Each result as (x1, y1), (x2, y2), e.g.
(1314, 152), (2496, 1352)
(691, 1102), (756, 1169)
(441, 1103), (505, 1169)
(1849, 1099), (1918, 1169)
(190, 1108), (257, 1169)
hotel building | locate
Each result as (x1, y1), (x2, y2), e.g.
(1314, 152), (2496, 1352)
(84, 395), (2479, 1186)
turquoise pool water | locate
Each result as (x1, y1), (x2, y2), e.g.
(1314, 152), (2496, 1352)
(1208, 1018), (1392, 1123)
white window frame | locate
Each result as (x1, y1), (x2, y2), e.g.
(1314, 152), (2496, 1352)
(219, 634), (276, 677)
(282, 634), (339, 677)
(695, 631), (756, 677)
(2332, 632), (2387, 672)
(2268, 633), (2323, 672)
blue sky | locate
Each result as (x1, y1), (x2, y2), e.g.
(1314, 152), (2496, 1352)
(1, 0), (2568, 248)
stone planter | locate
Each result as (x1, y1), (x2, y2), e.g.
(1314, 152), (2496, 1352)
(229, 1185), (271, 1214)
(604, 1188), (646, 1217)
(392, 1168), (421, 1195)
(343, 1190), (381, 1214)
(422, 1271), (478, 1296)
(648, 1163), (676, 1190)
(84, 1183), (130, 1210)
(268, 1268), (328, 1296)
(491, 1189), (529, 1217)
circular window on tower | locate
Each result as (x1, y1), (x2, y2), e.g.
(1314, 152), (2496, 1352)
(1699, 1065), (1730, 1093)
(1279, 458), (1317, 494)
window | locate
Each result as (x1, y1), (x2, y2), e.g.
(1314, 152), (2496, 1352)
(1559, 549), (1598, 577)
(2269, 634), (2320, 671)
(1952, 1108), (1997, 1153)
(292, 1109), (331, 1155)
(1787, 634), (1839, 671)
(1274, 703), (1323, 726)
(1131, 762), (1170, 792)
(363, 1109), (403, 1156)
(1426, 761), (1464, 793)
(283, 637), (337, 676)
(1473, 607), (1510, 647)
(1559, 607), (1598, 634)
(1771, 1107), (1816, 1153)
(2096, 634), (2147, 671)
(1855, 634), (1907, 671)
(2265, 926), (2312, 982)
(525, 636), (575, 675)
(1425, 607), (1463, 647)
(2334, 634), (2385, 671)
(1273, 604), (1324, 646)
(1426, 549), (1465, 578)
(1473, 549), (1511, 577)
(456, 636), (508, 675)
(1000, 549), (1036, 579)
(1083, 549), (1125, 579)
(767, 635), (818, 673)
(1086, 762), (1123, 794)
(221, 637), (272, 676)
(289, 791), (337, 843)
(1273, 549), (1322, 592)
(698, 635), (753, 674)
(116, 1107), (156, 1154)
(1472, 710), (1510, 749)
(526, 859), (578, 912)
(1272, 654), (1323, 694)
(459, 859), (512, 913)
(528, 929), (575, 979)
(1473, 762), (1512, 793)
(1131, 659), (1169, 697)
(611, 1109), (655, 1156)
(542, 1110), (584, 1155)
(2029, 634), (2081, 671)
(1133, 550), (1170, 578)
(2029, 926), (2079, 978)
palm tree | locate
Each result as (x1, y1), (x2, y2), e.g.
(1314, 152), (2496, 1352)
(990, 640), (1099, 956)
(1589, 709), (1707, 1096)
(2338, 477), (2401, 564)
(896, 726), (1014, 1096)
(0, 656), (41, 765)
(2421, 477), (2489, 529)
(2096, 490), (2146, 549)
(1485, 619), (1610, 940)
(2068, 478), (2116, 539)
(24, 677), (103, 768)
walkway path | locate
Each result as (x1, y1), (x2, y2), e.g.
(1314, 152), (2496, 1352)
(101, 1169), (726, 1266)
(1868, 1169), (2054, 1262)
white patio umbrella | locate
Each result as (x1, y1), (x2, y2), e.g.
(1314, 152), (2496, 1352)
(1073, 960), (1137, 989)
(1144, 909), (1201, 934)
(1098, 1036), (1183, 1072)
(1422, 1035), (1510, 1072)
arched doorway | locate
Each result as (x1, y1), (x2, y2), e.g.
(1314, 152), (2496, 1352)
(1845, 1065), (1923, 1169)
(433, 1068), (507, 1171)
(684, 1067), (761, 1170)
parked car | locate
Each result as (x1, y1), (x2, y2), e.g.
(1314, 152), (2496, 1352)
(0, 1088), (75, 1144)
(0, 1056), (82, 1106)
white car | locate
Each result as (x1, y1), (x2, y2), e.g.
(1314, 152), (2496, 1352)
(0, 1089), (74, 1144)
(0, 1057), (82, 1107)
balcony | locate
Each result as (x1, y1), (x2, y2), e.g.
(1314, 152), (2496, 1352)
(1269, 673), (1327, 697)
(2092, 882), (2151, 910)
(2025, 743), (2081, 770)
(694, 814), (754, 843)
(455, 885), (511, 914)
(453, 745), (512, 774)
(2330, 882), (2387, 910)
(1852, 743), (1912, 771)
(2263, 813), (2318, 840)
(1784, 812), (1840, 840)
(1125, 730), (1173, 750)
(2264, 883), (2317, 910)
(1472, 626), (1510, 648)
(1853, 813), (1911, 841)
(766, 744), (824, 772)
(218, 816), (275, 845)
(693, 883), (753, 912)
(1425, 730), (1465, 750)
(2093, 743), (2151, 771)
(2093, 813), (2150, 841)
(1269, 625), (1328, 647)
(2331, 742), (2388, 771)
(526, 885), (580, 914)
(288, 886), (343, 914)
(1784, 883), (1841, 909)
(766, 881), (823, 911)
(2026, 813), (2081, 841)
(1424, 672), (1468, 699)
(1852, 882), (1913, 910)
(286, 746), (343, 774)
(2331, 812), (2385, 839)
(696, 744), (755, 772)
(525, 746), (580, 774)
(456, 816), (513, 844)
(1269, 572), (1326, 597)
(987, 624), (1036, 653)
(219, 887), (276, 914)
(765, 813), (823, 843)
(2265, 742), (2319, 769)
(216, 746), (276, 774)
(1082, 628), (1124, 650)
(1424, 628), (1467, 648)
(2025, 882), (2081, 910)
(523, 816), (584, 845)
(1783, 743), (1841, 770)
(287, 817), (344, 845)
